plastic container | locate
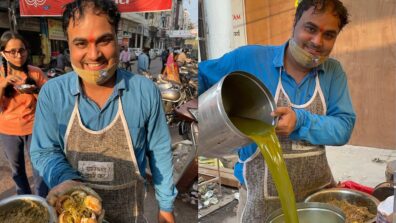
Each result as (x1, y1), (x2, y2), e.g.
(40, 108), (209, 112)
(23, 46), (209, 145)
(376, 195), (394, 223)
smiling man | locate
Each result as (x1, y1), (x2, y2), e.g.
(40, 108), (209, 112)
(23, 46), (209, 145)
(29, 0), (176, 222)
(199, 0), (356, 222)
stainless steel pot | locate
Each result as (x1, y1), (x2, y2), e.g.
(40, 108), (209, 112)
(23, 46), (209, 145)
(0, 195), (57, 223)
(266, 202), (346, 223)
(305, 188), (380, 223)
(198, 71), (276, 158)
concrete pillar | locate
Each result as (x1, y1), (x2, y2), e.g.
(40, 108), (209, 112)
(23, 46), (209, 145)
(134, 33), (138, 47)
(203, 0), (233, 59)
(140, 28), (144, 49)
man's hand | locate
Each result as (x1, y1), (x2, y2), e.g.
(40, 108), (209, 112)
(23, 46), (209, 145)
(158, 210), (175, 223)
(46, 180), (83, 206)
(271, 107), (297, 136)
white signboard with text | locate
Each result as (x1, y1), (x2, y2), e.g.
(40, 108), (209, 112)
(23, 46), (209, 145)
(231, 0), (247, 48)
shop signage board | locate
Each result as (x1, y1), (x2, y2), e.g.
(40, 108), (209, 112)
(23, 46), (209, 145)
(167, 30), (195, 39)
(47, 18), (66, 40)
(231, 0), (247, 48)
(20, 0), (172, 16)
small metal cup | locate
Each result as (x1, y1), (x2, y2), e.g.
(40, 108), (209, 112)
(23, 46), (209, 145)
(198, 71), (276, 158)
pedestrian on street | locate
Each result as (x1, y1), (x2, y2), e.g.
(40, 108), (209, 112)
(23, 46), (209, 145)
(161, 49), (169, 73)
(29, 0), (177, 222)
(56, 47), (69, 72)
(119, 46), (131, 71)
(0, 31), (48, 197)
(176, 48), (190, 67)
(137, 47), (150, 75)
(199, 0), (356, 221)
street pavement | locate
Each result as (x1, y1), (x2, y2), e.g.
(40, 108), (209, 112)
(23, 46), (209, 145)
(129, 55), (164, 78)
(0, 56), (198, 222)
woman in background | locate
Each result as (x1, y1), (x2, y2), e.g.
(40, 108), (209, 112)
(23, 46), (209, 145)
(163, 50), (181, 84)
(0, 31), (48, 197)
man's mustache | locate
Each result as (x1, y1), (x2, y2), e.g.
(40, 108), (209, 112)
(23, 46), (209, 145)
(305, 42), (323, 53)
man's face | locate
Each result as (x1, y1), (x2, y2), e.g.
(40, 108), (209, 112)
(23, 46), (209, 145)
(67, 8), (118, 71)
(292, 6), (341, 58)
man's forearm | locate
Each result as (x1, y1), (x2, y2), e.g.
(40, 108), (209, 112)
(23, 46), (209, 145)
(291, 109), (355, 145)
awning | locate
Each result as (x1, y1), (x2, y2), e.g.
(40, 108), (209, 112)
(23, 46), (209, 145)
(20, 0), (172, 17)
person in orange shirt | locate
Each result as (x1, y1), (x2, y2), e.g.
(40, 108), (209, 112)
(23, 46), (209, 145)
(0, 31), (48, 197)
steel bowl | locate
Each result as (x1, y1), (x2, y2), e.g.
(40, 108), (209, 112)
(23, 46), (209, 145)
(60, 185), (105, 223)
(15, 84), (35, 90)
(266, 202), (346, 223)
(305, 188), (380, 223)
(0, 195), (57, 223)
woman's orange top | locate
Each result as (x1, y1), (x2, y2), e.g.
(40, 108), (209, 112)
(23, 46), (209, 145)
(0, 65), (47, 136)
(163, 54), (181, 84)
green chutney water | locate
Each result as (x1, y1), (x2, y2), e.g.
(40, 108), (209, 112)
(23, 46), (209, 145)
(230, 116), (299, 223)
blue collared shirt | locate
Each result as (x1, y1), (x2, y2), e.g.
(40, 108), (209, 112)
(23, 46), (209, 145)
(138, 53), (149, 72)
(199, 42), (356, 185)
(30, 69), (177, 211)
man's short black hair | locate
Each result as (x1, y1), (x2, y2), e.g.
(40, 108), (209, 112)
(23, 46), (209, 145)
(62, 0), (120, 38)
(294, 0), (350, 31)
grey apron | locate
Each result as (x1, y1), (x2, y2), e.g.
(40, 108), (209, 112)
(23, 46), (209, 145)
(240, 69), (334, 222)
(64, 96), (146, 223)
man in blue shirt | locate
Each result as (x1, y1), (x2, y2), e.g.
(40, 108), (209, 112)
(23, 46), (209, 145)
(199, 0), (355, 222)
(30, 0), (176, 222)
(138, 47), (150, 75)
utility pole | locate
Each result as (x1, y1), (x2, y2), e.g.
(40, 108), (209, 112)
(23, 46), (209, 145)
(7, 0), (18, 33)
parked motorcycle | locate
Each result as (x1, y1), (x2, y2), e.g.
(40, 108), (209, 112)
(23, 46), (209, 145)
(142, 66), (198, 125)
(152, 66), (199, 191)
(172, 97), (198, 192)
(158, 80), (184, 124)
(43, 67), (65, 79)
(179, 63), (198, 98)
(175, 98), (198, 140)
(145, 73), (181, 123)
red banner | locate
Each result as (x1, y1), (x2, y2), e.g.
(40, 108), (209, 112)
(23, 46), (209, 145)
(20, 0), (172, 17)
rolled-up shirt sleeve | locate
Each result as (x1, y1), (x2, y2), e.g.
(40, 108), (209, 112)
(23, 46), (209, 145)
(146, 84), (177, 212)
(30, 83), (81, 188)
(290, 62), (356, 145)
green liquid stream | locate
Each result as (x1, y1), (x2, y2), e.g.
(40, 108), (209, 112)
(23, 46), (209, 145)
(230, 116), (299, 223)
